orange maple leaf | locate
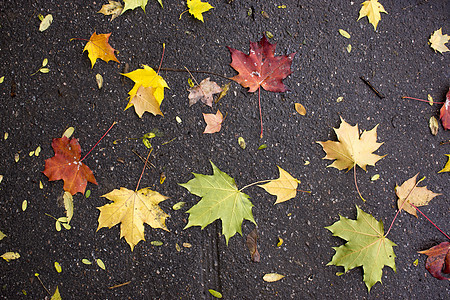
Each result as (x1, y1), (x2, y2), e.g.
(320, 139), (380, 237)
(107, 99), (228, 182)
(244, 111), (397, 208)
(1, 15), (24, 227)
(83, 32), (119, 68)
(43, 137), (97, 195)
(203, 110), (223, 133)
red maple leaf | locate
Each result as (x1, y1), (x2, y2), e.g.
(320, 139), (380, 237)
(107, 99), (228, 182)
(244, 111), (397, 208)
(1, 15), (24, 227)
(440, 88), (450, 130)
(227, 36), (296, 93)
(418, 242), (450, 281)
(43, 136), (97, 195)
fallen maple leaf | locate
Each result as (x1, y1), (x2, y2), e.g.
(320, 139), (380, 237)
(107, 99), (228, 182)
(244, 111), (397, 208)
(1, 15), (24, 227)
(97, 187), (169, 251)
(186, 0), (214, 22)
(326, 205), (396, 292)
(429, 28), (450, 54)
(203, 110), (223, 134)
(188, 77), (222, 107)
(317, 117), (385, 171)
(418, 242), (450, 281)
(122, 0), (148, 14)
(440, 88), (450, 130)
(98, 1), (123, 21)
(83, 32), (119, 68)
(228, 36), (296, 93)
(357, 0), (387, 31)
(179, 161), (256, 244)
(438, 154), (450, 173)
(395, 174), (441, 217)
(43, 137), (97, 195)
(258, 166), (301, 204)
(122, 65), (169, 117)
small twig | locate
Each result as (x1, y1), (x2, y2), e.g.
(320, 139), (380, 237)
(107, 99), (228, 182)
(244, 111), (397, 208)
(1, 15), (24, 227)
(34, 273), (51, 296)
(360, 76), (384, 99)
(440, 140), (450, 145)
(108, 281), (132, 289)
(131, 149), (154, 170)
(158, 67), (231, 80)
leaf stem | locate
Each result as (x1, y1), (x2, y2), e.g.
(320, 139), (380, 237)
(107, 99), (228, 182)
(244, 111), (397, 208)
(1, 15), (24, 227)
(258, 86), (263, 138)
(44, 213), (58, 221)
(353, 165), (366, 202)
(135, 149), (153, 191)
(157, 43), (165, 75)
(80, 121), (116, 162)
(401, 96), (444, 104)
(410, 203), (450, 240)
(34, 273), (51, 296)
(239, 179), (272, 192)
(157, 67), (231, 80)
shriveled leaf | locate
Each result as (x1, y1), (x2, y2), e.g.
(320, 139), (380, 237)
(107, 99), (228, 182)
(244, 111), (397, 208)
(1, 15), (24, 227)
(326, 206), (396, 291)
(429, 28), (450, 54)
(438, 155), (450, 173)
(43, 137), (97, 195)
(1, 252), (20, 262)
(317, 117), (385, 171)
(179, 161), (256, 244)
(228, 36), (296, 93)
(188, 77), (222, 107)
(258, 166), (301, 204)
(186, 0), (214, 22)
(208, 289), (222, 298)
(82, 32), (120, 68)
(418, 242), (450, 281)
(263, 273), (285, 282)
(98, 0), (124, 21)
(39, 14), (53, 32)
(122, 0), (148, 14)
(396, 174), (441, 217)
(63, 192), (74, 223)
(203, 110), (223, 134)
(97, 187), (169, 251)
(440, 88), (450, 130)
(246, 229), (260, 262)
(357, 0), (387, 31)
(216, 82), (231, 103)
(429, 116), (439, 135)
(294, 103), (306, 116)
(51, 287), (61, 300)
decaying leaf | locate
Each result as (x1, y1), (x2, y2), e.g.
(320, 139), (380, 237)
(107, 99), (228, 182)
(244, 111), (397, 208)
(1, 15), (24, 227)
(357, 0), (387, 31)
(1, 252), (20, 262)
(188, 77), (222, 107)
(97, 187), (169, 251)
(186, 0), (214, 22)
(262, 273), (285, 282)
(203, 110), (223, 134)
(294, 103), (306, 115)
(395, 174), (441, 217)
(429, 28), (450, 54)
(246, 229), (260, 262)
(429, 116), (439, 135)
(326, 205), (396, 291)
(317, 117), (385, 171)
(122, 65), (169, 118)
(438, 155), (450, 173)
(43, 136), (98, 195)
(98, 1), (124, 21)
(83, 32), (120, 68)
(258, 166), (301, 204)
(440, 88), (450, 130)
(96, 74), (103, 89)
(122, 0), (148, 14)
(418, 242), (450, 281)
(228, 36), (296, 93)
(180, 161), (256, 244)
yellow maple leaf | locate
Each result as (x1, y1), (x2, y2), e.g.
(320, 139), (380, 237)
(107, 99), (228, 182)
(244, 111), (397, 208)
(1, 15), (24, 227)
(317, 117), (385, 171)
(98, 1), (124, 21)
(438, 154), (450, 173)
(186, 0), (214, 22)
(395, 174), (441, 217)
(97, 187), (169, 251)
(122, 65), (169, 118)
(83, 32), (120, 68)
(258, 166), (301, 204)
(429, 28), (450, 54)
(357, 0), (387, 31)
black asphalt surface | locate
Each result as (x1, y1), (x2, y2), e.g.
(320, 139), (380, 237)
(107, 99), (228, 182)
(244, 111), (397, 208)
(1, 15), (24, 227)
(0, 0), (449, 299)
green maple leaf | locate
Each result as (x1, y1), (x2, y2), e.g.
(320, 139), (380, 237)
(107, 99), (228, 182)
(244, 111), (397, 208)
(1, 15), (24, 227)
(179, 161), (256, 244)
(326, 206), (396, 291)
(122, 0), (148, 14)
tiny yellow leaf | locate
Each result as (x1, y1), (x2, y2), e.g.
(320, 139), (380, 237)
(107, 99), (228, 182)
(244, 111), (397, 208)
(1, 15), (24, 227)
(63, 192), (74, 223)
(0, 76), (4, 83)
(357, 0), (387, 31)
(258, 166), (301, 204)
(172, 201), (186, 210)
(208, 289), (222, 298)
(263, 273), (285, 282)
(428, 94), (433, 106)
(294, 103), (306, 116)
(14, 153), (19, 163)
(54, 261), (62, 273)
(42, 58), (48, 67)
(39, 181), (43, 189)
(1, 252), (20, 262)
(35, 146), (41, 156)
(82, 259), (92, 265)
(183, 243), (192, 248)
(39, 14), (53, 32)
(40, 68), (50, 73)
(413, 259), (419, 267)
(0, 231), (6, 240)
(22, 200), (27, 211)
(96, 74), (104, 89)
(151, 241), (163, 246)
(186, 0), (214, 22)
(62, 127), (75, 138)
(371, 174), (380, 181)
(336, 96), (344, 102)
(238, 137), (246, 149)
(175, 243), (181, 252)
(346, 44), (352, 53)
(4, 132), (8, 140)
(339, 29), (351, 39)
(438, 154), (450, 173)
(55, 221), (62, 231)
(96, 258), (106, 270)
(277, 237), (284, 247)
(429, 116), (439, 136)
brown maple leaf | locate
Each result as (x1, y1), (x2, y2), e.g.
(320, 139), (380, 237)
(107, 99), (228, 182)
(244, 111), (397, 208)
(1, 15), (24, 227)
(203, 110), (223, 133)
(43, 137), (97, 195)
(418, 242), (450, 281)
(395, 174), (441, 217)
(227, 36), (296, 93)
(440, 88), (450, 130)
(188, 77), (222, 107)
(83, 32), (119, 68)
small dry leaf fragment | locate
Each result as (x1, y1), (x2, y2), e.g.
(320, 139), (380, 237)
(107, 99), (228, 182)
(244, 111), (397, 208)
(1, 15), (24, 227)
(85, 190), (91, 198)
(371, 174), (380, 181)
(0, 175), (3, 184)
(175, 243), (181, 252)
(14, 153), (19, 163)
(188, 77), (222, 107)
(339, 29), (351, 39)
(98, 0), (124, 21)
(208, 289), (222, 298)
(159, 172), (166, 184)
(203, 110), (224, 134)
(238, 137), (246, 149)
(263, 273), (285, 282)
(1, 252), (20, 262)
(62, 127), (75, 139)
(176, 116), (182, 123)
(96, 74), (104, 89)
(428, 94), (434, 106)
(151, 241), (163, 246)
(304, 160), (310, 165)
(336, 96), (344, 102)
(413, 259), (419, 267)
(54, 261), (62, 273)
(35, 146), (41, 156)
(96, 258), (106, 270)
(277, 237), (283, 247)
(51, 286), (61, 300)
(429, 116), (439, 135)
(39, 14), (53, 32)
(22, 200), (27, 211)
(0, 231), (4, 241)
(4, 132), (8, 140)
(258, 144), (267, 150)
(82, 259), (92, 265)
(183, 243), (192, 248)
(172, 202), (186, 210)
(39, 181), (43, 189)
(216, 82), (231, 104)
(346, 44), (352, 53)
(294, 103), (306, 115)
(0, 76), (4, 84)
(438, 155), (450, 173)
(246, 229), (260, 262)
(429, 28), (450, 54)
(418, 242), (450, 280)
